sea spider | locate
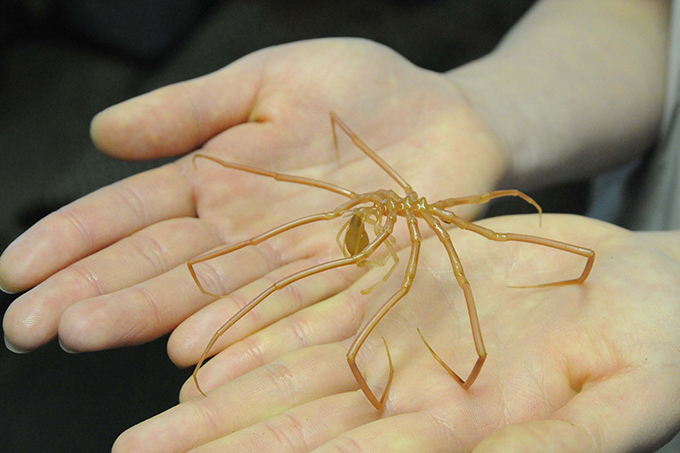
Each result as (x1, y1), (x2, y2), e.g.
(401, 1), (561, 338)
(187, 112), (595, 412)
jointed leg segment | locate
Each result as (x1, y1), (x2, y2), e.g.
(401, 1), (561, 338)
(418, 210), (487, 389)
(347, 212), (421, 412)
(432, 206), (594, 285)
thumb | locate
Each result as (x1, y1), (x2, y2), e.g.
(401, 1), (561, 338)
(472, 420), (594, 453)
(90, 58), (260, 161)
(473, 367), (679, 453)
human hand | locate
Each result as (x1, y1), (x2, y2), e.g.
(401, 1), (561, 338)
(0, 38), (506, 355)
(112, 214), (680, 452)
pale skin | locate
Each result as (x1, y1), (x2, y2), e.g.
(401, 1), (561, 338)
(1, 0), (679, 451)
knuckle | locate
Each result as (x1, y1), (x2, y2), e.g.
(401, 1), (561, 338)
(258, 412), (309, 450)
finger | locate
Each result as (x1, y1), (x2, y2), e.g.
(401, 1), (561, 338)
(56, 263), (210, 352)
(193, 393), (374, 452)
(2, 217), (216, 352)
(57, 248), (356, 353)
(0, 163), (194, 293)
(474, 366), (680, 452)
(52, 235), (282, 351)
(112, 344), (360, 453)
(306, 341), (490, 452)
(176, 281), (365, 399)
(169, 256), (363, 368)
(313, 411), (466, 453)
(47, 210), (360, 353)
(91, 56), (260, 160)
(472, 420), (594, 453)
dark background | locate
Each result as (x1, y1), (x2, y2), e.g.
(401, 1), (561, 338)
(0, 1), (601, 451)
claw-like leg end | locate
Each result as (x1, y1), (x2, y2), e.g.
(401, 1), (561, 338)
(508, 248), (594, 289)
(379, 337), (394, 412)
(187, 261), (222, 298)
(417, 328), (486, 389)
(348, 337), (395, 414)
(193, 370), (208, 398)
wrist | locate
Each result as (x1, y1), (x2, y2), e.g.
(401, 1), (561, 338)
(445, 55), (536, 190)
(445, 0), (668, 191)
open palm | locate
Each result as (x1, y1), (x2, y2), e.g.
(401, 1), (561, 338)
(114, 215), (680, 452)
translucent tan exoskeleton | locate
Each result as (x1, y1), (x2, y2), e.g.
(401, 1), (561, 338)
(187, 112), (595, 412)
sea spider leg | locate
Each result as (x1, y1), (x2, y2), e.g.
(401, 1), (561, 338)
(347, 211), (421, 413)
(330, 112), (414, 194)
(413, 207), (593, 386)
(432, 189), (542, 211)
(358, 236), (400, 296)
(432, 189), (543, 225)
(430, 190), (593, 284)
(192, 211), (399, 397)
(188, 196), (371, 297)
(417, 210), (486, 388)
(431, 206), (595, 286)
(190, 213), (341, 297)
(193, 153), (358, 198)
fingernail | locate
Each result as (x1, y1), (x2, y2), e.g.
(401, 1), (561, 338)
(0, 282), (19, 295)
(59, 338), (80, 354)
(4, 333), (32, 354)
